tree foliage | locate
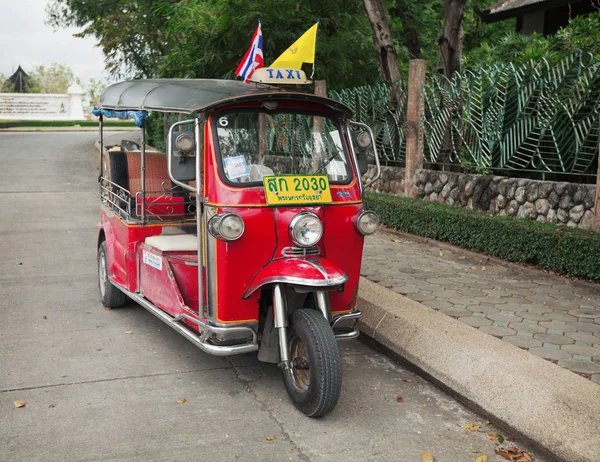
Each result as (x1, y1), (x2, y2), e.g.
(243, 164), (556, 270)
(27, 63), (77, 93)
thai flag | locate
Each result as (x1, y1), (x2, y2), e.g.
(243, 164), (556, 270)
(235, 23), (264, 83)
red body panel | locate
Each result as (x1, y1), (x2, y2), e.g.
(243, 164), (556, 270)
(99, 99), (368, 325)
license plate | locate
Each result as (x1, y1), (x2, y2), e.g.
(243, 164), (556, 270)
(263, 175), (333, 205)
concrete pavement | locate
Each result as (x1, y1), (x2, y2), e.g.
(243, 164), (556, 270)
(0, 132), (535, 461)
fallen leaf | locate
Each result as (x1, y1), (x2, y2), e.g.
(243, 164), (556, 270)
(125, 331), (133, 334)
(439, 252), (444, 257)
(266, 435), (276, 441)
(421, 451), (434, 462)
(176, 398), (187, 404)
(16, 261), (23, 266)
(475, 456), (488, 462)
(506, 437), (516, 443)
(403, 378), (413, 383)
(481, 266), (487, 271)
(471, 266), (477, 270)
(104, 306), (111, 310)
(184, 434), (189, 439)
(486, 432), (499, 440)
(495, 446), (534, 462)
(48, 404), (56, 408)
(396, 396), (404, 403)
(14, 400), (26, 408)
(485, 420), (491, 425)
(459, 423), (481, 432)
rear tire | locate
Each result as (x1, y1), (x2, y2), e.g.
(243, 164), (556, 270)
(98, 241), (126, 308)
(282, 309), (342, 417)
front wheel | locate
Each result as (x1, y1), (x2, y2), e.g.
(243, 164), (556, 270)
(98, 241), (126, 308)
(282, 309), (342, 417)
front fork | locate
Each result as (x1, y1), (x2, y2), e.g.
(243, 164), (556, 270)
(272, 284), (332, 370)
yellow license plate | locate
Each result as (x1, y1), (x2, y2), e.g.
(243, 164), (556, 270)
(263, 175), (333, 205)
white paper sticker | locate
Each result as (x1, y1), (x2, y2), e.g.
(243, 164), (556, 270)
(223, 155), (249, 179)
(143, 249), (162, 271)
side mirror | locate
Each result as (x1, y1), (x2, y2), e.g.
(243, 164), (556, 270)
(170, 131), (196, 181)
(350, 130), (372, 176)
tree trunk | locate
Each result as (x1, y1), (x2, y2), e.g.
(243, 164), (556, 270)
(363, 0), (402, 105)
(439, 0), (466, 79)
(393, 0), (423, 60)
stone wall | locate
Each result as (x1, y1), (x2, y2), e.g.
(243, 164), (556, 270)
(364, 165), (596, 230)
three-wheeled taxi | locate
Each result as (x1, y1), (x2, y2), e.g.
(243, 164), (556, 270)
(96, 68), (381, 417)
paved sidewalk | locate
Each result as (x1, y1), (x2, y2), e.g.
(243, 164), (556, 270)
(361, 230), (600, 382)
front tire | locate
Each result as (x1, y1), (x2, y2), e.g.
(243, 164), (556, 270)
(282, 309), (342, 417)
(98, 241), (126, 308)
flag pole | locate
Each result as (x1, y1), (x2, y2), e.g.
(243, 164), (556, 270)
(310, 19), (320, 80)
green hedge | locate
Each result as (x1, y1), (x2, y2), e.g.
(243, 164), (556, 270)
(0, 120), (135, 129)
(365, 192), (600, 280)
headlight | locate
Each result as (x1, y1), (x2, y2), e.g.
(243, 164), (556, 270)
(175, 133), (195, 153)
(354, 210), (379, 235)
(289, 212), (323, 248)
(208, 213), (244, 241)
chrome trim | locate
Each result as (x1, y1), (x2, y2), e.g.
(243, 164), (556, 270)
(273, 284), (291, 367)
(244, 274), (349, 298)
(281, 246), (320, 257)
(141, 120), (146, 223)
(334, 328), (360, 341)
(316, 290), (332, 323)
(289, 212), (323, 248)
(346, 124), (364, 197)
(116, 287), (258, 356)
(173, 313), (257, 344)
(332, 311), (362, 330)
(349, 121), (381, 191)
(194, 117), (206, 319)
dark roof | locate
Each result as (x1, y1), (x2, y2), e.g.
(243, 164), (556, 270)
(483, 0), (573, 22)
(9, 66), (28, 93)
(99, 79), (352, 117)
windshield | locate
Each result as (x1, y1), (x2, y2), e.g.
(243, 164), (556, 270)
(215, 111), (352, 185)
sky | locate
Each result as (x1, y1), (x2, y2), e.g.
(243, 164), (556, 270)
(0, 0), (106, 88)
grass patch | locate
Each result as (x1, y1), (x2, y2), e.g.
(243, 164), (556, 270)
(365, 192), (600, 280)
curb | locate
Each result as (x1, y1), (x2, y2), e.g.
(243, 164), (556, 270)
(358, 277), (600, 462)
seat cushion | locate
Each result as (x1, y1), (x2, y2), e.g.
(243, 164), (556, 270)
(145, 234), (198, 252)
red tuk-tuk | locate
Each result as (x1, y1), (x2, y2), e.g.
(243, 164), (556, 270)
(96, 69), (381, 417)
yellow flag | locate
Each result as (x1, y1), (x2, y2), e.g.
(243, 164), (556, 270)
(270, 22), (319, 69)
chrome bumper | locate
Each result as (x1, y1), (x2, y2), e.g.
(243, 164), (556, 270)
(332, 310), (362, 341)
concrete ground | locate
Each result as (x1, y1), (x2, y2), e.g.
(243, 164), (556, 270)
(0, 132), (541, 461)
(362, 233), (600, 381)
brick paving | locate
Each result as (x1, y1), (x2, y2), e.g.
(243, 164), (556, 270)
(361, 231), (600, 383)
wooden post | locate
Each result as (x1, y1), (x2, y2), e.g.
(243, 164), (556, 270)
(595, 145), (600, 231)
(404, 59), (426, 198)
(313, 80), (327, 172)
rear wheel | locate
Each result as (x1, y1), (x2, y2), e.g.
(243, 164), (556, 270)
(98, 241), (126, 308)
(282, 309), (342, 417)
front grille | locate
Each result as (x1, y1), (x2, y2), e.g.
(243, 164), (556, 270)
(282, 246), (320, 257)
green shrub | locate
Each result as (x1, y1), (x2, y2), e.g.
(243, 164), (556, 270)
(365, 193), (600, 280)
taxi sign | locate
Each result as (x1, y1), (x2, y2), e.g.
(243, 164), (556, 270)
(263, 175), (332, 205)
(250, 68), (311, 85)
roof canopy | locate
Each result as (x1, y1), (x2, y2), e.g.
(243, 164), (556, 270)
(99, 79), (352, 117)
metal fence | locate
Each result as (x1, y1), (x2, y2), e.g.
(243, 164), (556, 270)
(330, 52), (600, 175)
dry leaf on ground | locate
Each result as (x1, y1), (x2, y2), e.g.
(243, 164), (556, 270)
(266, 435), (276, 441)
(486, 432), (499, 440)
(459, 422), (481, 432)
(396, 396), (404, 403)
(475, 455), (488, 462)
(125, 331), (133, 334)
(13, 400), (26, 408)
(104, 306), (111, 310)
(176, 398), (187, 404)
(403, 378), (413, 383)
(495, 446), (534, 462)
(421, 451), (434, 462)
